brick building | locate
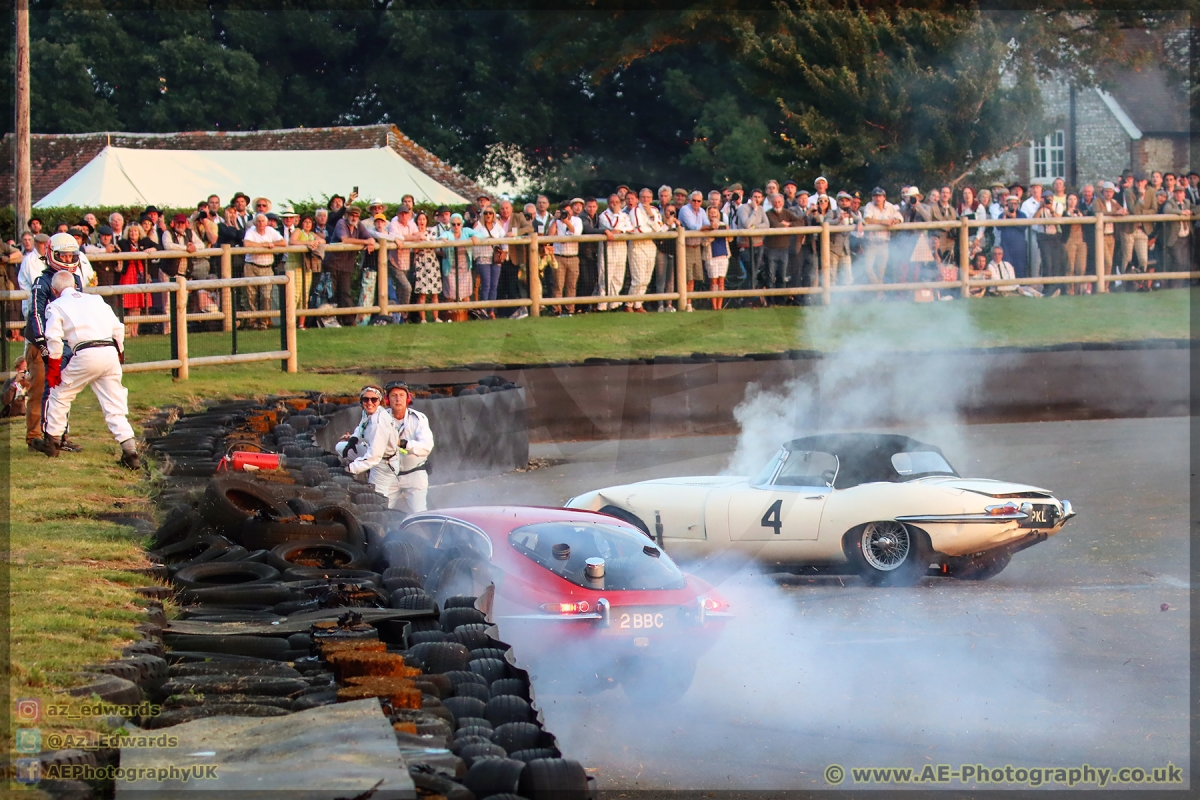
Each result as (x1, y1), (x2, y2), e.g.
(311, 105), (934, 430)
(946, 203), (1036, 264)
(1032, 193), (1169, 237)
(0, 123), (485, 206)
(982, 30), (1190, 188)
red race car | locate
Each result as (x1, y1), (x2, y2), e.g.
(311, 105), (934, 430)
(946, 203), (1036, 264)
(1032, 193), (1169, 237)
(392, 506), (731, 704)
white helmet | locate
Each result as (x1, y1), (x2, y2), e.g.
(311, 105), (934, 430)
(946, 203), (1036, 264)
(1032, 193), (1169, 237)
(48, 232), (80, 271)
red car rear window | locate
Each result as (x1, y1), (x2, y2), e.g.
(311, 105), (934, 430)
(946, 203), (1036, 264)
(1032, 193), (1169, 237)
(509, 522), (687, 591)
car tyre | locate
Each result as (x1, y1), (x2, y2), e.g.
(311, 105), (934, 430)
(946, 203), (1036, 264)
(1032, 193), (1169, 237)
(846, 521), (930, 587)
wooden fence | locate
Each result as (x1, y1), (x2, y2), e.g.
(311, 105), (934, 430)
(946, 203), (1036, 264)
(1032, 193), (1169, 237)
(0, 213), (1192, 379)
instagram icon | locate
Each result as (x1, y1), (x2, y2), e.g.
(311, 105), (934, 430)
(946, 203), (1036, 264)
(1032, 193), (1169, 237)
(14, 698), (40, 724)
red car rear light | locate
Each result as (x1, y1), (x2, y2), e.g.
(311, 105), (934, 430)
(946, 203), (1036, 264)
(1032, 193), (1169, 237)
(699, 593), (728, 613)
(540, 601), (591, 615)
(986, 502), (1020, 516)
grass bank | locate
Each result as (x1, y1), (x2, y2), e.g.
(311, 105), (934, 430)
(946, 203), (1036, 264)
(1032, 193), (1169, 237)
(123, 289), (1193, 374)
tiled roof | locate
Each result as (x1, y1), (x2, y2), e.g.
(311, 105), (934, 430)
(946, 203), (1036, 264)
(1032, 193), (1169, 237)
(0, 124), (484, 205)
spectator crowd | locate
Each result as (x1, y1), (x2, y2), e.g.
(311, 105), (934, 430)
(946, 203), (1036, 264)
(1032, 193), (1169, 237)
(2, 168), (1196, 335)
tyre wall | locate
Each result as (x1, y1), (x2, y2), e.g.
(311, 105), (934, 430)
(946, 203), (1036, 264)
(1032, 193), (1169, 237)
(378, 340), (1192, 442)
(316, 388), (530, 484)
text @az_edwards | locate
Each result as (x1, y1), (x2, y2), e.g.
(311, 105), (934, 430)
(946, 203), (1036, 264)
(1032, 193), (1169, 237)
(824, 762), (1184, 788)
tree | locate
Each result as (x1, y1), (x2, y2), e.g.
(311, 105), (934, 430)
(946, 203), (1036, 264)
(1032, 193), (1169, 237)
(531, 1), (1180, 189)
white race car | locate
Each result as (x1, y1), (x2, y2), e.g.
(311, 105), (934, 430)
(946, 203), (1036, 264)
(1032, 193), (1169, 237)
(565, 433), (1075, 586)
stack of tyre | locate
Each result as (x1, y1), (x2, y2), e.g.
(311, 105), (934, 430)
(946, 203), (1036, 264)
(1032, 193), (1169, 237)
(133, 396), (594, 800)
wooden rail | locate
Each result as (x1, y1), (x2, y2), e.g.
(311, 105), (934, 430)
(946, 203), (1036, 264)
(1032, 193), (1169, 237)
(2, 212), (1191, 378)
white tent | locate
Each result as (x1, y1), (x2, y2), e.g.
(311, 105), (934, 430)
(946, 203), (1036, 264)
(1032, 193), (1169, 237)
(35, 145), (470, 208)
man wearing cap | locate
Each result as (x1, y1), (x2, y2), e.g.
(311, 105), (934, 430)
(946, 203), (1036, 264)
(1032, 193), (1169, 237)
(66, 227), (97, 288)
(25, 232), (85, 452)
(861, 188), (902, 285)
(831, 191), (862, 285)
(998, 194), (1029, 279)
(1160, 183), (1192, 287)
(85, 225), (122, 313)
(1092, 181), (1124, 280)
(329, 205), (376, 311)
(808, 176), (830, 209)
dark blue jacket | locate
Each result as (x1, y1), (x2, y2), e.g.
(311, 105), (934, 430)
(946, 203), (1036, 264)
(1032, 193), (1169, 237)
(25, 267), (83, 348)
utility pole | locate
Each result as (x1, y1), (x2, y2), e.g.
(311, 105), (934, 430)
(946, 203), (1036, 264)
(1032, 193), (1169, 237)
(14, 0), (31, 235)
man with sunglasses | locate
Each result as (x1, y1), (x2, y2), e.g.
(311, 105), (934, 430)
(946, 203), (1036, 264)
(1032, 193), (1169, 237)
(337, 385), (390, 466)
(339, 382), (434, 513)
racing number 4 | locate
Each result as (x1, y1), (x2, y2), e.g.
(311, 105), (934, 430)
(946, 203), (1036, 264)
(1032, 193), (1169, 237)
(761, 499), (783, 535)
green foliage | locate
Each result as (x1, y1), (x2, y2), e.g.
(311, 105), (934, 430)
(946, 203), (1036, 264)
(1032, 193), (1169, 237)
(4, 2), (1178, 195)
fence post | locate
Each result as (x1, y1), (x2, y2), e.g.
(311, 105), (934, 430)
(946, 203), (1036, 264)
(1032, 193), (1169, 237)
(376, 241), (389, 318)
(1094, 213), (1106, 293)
(675, 228), (688, 311)
(528, 231), (541, 317)
(220, 245), (232, 332)
(959, 218), (971, 297)
(174, 275), (189, 381)
(283, 272), (298, 373)
(820, 222), (832, 305)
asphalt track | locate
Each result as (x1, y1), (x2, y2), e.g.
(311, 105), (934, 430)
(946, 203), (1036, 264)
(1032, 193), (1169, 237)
(429, 417), (1190, 792)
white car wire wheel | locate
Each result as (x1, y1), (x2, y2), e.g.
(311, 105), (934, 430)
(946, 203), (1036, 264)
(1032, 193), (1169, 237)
(850, 521), (929, 587)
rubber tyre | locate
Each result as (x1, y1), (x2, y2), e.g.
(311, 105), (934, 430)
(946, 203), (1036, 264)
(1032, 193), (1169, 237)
(443, 595), (480, 610)
(201, 476), (293, 530)
(242, 518), (351, 551)
(443, 670), (489, 689)
(509, 748), (560, 763)
(491, 721), (544, 754)
(385, 576), (425, 592)
(441, 606), (487, 632)
(147, 506), (197, 552)
(470, 657), (509, 685)
(160, 634), (290, 659)
(281, 567), (381, 586)
(173, 561), (280, 590)
(463, 758), (526, 798)
(155, 535), (233, 572)
(950, 550), (1012, 581)
(394, 592), (436, 611)
(429, 557), (492, 604)
(443, 695), (488, 722)
(268, 539), (368, 572)
(599, 505), (651, 537)
(310, 504), (365, 549)
(455, 682), (491, 703)
(459, 742), (508, 767)
(518, 758), (590, 800)
(176, 582), (295, 607)
(846, 522), (931, 587)
(407, 641), (471, 674)
(485, 695), (534, 726)
(489, 678), (531, 701)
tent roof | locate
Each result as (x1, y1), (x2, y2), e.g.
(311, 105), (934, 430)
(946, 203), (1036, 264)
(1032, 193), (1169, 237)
(35, 146), (471, 208)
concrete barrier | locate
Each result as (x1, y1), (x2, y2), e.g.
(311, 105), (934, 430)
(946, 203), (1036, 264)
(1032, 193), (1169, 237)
(379, 340), (1192, 442)
(315, 387), (530, 484)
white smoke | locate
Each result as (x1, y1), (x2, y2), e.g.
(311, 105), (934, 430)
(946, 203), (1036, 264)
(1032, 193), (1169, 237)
(725, 297), (983, 477)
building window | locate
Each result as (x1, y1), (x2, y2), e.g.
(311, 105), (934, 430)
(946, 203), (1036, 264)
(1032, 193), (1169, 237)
(1032, 131), (1065, 180)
